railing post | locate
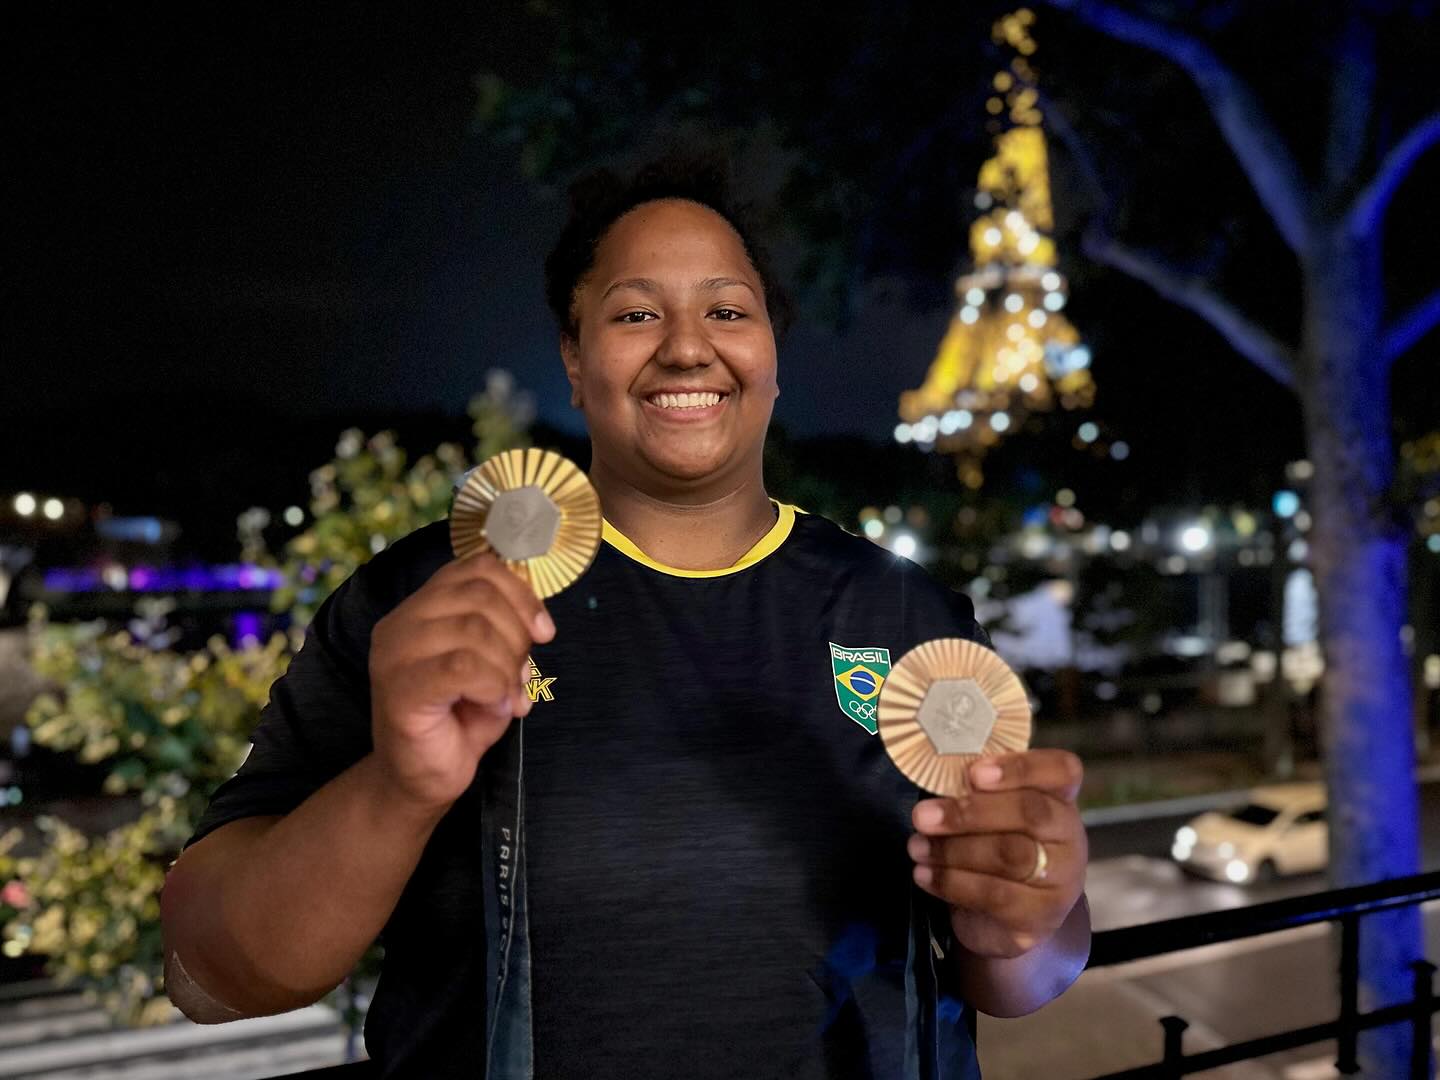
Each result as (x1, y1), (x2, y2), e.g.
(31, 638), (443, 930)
(1337, 913), (1360, 1074)
(1410, 959), (1435, 1080)
(1160, 1015), (1189, 1078)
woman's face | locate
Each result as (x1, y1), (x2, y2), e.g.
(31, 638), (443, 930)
(561, 198), (779, 496)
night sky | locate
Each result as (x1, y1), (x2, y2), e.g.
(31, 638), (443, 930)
(7, 6), (1437, 555)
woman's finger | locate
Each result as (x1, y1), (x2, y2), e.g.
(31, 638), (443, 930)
(908, 831), (1067, 886)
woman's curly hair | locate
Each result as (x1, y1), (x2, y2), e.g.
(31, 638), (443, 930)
(544, 153), (793, 341)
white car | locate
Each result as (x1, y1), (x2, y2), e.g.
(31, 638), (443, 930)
(1171, 782), (1328, 884)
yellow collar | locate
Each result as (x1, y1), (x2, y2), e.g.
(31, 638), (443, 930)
(601, 501), (800, 578)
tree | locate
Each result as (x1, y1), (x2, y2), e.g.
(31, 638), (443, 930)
(473, 4), (1438, 1071)
(3, 374), (532, 1043)
(2, 620), (292, 1026)
(1034, 4), (1437, 1071)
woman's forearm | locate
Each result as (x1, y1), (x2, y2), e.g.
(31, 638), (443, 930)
(160, 752), (449, 1021)
(951, 892), (1092, 1018)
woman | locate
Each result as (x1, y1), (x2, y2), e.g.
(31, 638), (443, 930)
(161, 156), (1090, 1079)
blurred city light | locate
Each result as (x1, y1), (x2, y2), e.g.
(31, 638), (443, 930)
(43, 563), (284, 593)
(1179, 523), (1213, 554)
(1273, 490), (1301, 518)
(14, 493), (37, 517)
(96, 517), (167, 543)
(42, 498), (64, 520)
(891, 533), (918, 559)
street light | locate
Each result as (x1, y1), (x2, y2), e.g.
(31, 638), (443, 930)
(42, 498), (64, 521)
(1179, 523), (1213, 554)
(891, 533), (918, 560)
(1273, 490), (1300, 518)
(13, 493), (36, 517)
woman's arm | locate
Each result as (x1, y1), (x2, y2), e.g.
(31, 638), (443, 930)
(949, 892), (1091, 1018)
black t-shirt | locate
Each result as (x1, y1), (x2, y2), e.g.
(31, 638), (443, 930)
(185, 503), (988, 1078)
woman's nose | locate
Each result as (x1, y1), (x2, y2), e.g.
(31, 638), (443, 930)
(655, 318), (715, 369)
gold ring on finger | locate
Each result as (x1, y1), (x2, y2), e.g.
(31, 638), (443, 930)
(1024, 837), (1049, 884)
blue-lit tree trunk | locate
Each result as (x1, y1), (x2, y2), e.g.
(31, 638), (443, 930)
(1304, 221), (1422, 1074)
(1045, 2), (1440, 1074)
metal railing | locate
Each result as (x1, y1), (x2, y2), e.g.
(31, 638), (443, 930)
(275, 871), (1440, 1080)
(1085, 869), (1440, 1079)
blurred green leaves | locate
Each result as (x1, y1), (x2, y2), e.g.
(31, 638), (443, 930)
(1, 371), (533, 1027)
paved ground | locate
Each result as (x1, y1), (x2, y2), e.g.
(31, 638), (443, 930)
(0, 983), (356, 1079)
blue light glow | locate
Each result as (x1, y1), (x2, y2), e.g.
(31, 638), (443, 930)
(1273, 490), (1301, 518)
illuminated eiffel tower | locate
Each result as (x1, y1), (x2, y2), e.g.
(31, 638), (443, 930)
(896, 8), (1094, 489)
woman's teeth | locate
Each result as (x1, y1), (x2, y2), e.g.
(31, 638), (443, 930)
(649, 392), (724, 409)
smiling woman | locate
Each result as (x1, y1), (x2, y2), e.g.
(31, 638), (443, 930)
(545, 158), (795, 571)
(165, 151), (1088, 1080)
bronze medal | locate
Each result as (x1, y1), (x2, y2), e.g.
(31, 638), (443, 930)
(877, 638), (1032, 797)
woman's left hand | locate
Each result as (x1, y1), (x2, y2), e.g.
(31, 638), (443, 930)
(908, 749), (1088, 959)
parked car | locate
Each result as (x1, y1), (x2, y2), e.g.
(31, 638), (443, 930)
(1171, 782), (1327, 884)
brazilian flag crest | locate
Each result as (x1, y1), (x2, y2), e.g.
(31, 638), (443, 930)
(829, 642), (892, 734)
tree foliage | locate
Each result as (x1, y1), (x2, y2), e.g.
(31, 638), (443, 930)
(1, 373), (532, 1028)
(0, 621), (291, 1024)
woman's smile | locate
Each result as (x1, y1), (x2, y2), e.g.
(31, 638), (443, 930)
(640, 387), (732, 422)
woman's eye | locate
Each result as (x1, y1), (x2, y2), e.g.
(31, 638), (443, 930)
(710, 308), (745, 321)
(617, 310), (655, 323)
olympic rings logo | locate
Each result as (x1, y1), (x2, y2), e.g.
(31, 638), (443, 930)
(848, 700), (877, 721)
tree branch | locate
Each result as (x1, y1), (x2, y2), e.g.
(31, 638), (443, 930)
(1042, 0), (1315, 254)
(1349, 113), (1440, 237)
(1031, 84), (1109, 209)
(1322, 13), (1376, 196)
(1382, 288), (1440, 367)
(1083, 229), (1297, 391)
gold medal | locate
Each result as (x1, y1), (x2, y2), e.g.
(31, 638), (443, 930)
(450, 448), (602, 598)
(877, 638), (1032, 797)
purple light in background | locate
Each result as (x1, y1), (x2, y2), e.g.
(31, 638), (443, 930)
(42, 568), (101, 592)
(233, 611), (263, 648)
(43, 563), (283, 594)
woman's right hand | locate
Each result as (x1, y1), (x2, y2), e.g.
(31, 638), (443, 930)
(368, 552), (555, 811)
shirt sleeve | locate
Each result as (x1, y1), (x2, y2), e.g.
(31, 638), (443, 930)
(893, 558), (992, 653)
(182, 551), (392, 852)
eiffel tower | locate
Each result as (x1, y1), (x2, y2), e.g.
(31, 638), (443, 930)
(896, 8), (1095, 490)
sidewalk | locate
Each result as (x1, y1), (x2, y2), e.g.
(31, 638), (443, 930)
(977, 969), (1279, 1080)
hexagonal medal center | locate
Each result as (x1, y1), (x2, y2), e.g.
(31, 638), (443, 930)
(916, 678), (996, 755)
(485, 486), (560, 561)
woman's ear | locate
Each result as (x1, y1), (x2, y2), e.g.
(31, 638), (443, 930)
(559, 334), (583, 408)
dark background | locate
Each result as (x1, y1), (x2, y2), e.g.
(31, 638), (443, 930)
(6, 5), (1437, 559)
